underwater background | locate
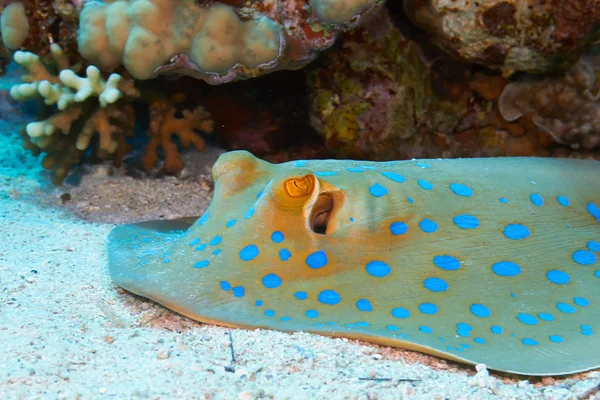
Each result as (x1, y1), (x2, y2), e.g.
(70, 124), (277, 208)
(1, 0), (599, 398)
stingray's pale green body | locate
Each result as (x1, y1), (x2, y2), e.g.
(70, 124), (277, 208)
(108, 151), (600, 375)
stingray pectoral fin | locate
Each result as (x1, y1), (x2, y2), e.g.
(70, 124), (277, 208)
(107, 217), (197, 296)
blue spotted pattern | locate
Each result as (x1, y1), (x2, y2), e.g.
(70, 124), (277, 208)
(450, 183), (473, 197)
(572, 250), (597, 265)
(471, 304), (492, 318)
(418, 179), (433, 190)
(279, 248), (292, 261)
(419, 303), (438, 314)
(423, 277), (449, 292)
(504, 224), (530, 240)
(318, 290), (341, 305)
(306, 250), (328, 269)
(547, 270), (570, 285)
(588, 202), (600, 221)
(391, 308), (410, 318)
(530, 193), (543, 207)
(492, 261), (521, 277)
(381, 171), (406, 183)
(356, 299), (373, 312)
(271, 231), (285, 243)
(557, 196), (570, 207)
(369, 183), (389, 198)
(420, 219), (438, 233)
(239, 244), (259, 261)
(262, 273), (282, 289)
(390, 222), (408, 235)
(433, 255), (461, 271)
(366, 260), (391, 277)
(453, 214), (480, 229)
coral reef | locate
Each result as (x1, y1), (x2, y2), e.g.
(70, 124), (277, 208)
(403, 0), (600, 75)
(498, 56), (600, 150)
(308, 8), (465, 159)
(143, 93), (213, 173)
(308, 6), (600, 160)
(9, 45), (214, 183)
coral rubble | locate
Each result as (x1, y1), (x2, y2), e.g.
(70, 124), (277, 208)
(403, 0), (600, 75)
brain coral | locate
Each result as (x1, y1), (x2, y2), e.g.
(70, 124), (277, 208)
(75, 0), (383, 82)
(403, 0), (600, 74)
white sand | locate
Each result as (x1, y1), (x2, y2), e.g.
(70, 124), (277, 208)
(1, 72), (599, 399)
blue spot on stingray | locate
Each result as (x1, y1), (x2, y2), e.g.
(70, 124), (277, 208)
(386, 325), (400, 331)
(419, 326), (434, 333)
(255, 300), (263, 306)
(474, 337), (486, 344)
(470, 304), (491, 318)
(294, 160), (307, 167)
(492, 261), (521, 277)
(306, 250), (328, 269)
(356, 299), (373, 312)
(294, 291), (307, 300)
(220, 281), (231, 291)
(407, 196), (415, 204)
(265, 309), (275, 317)
(499, 197), (509, 204)
(420, 219), (438, 233)
(189, 238), (200, 246)
(423, 277), (449, 292)
(271, 231), (284, 243)
(196, 243), (207, 251)
(369, 183), (388, 198)
(549, 335), (564, 343)
(450, 183), (473, 197)
(347, 167), (365, 172)
(381, 171), (406, 183)
(574, 297), (590, 307)
(491, 325), (503, 334)
(504, 224), (530, 240)
(538, 313), (555, 321)
(366, 260), (391, 277)
(457, 322), (472, 337)
(163, 257), (172, 263)
(547, 270), (570, 285)
(453, 214), (480, 229)
(530, 193), (543, 207)
(557, 302), (576, 313)
(581, 325), (594, 336)
(419, 303), (438, 314)
(572, 250), (597, 265)
(209, 236), (222, 246)
(194, 260), (210, 268)
(557, 196), (570, 206)
(244, 207), (255, 219)
(279, 248), (292, 261)
(596, 271), (600, 279)
(510, 293), (517, 298)
(306, 309), (319, 318)
(281, 316), (291, 322)
(315, 171), (338, 177)
(418, 179), (433, 190)
(349, 217), (355, 222)
(416, 162), (430, 168)
(198, 212), (210, 225)
(589, 241), (600, 252)
(522, 338), (538, 346)
(213, 249), (222, 255)
(318, 290), (341, 305)
(433, 255), (461, 271)
(262, 273), (282, 289)
(232, 286), (245, 298)
(588, 202), (600, 221)
(391, 308), (410, 319)
(390, 222), (408, 235)
(517, 313), (538, 325)
(240, 244), (259, 261)
(226, 219), (237, 228)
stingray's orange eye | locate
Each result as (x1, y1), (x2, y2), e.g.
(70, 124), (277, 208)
(284, 175), (315, 198)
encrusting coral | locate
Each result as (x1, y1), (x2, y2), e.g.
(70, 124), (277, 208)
(498, 56), (600, 150)
(403, 0), (600, 75)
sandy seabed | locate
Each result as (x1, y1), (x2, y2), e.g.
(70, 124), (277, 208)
(0, 69), (599, 400)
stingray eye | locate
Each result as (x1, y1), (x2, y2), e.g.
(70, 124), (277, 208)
(270, 172), (319, 209)
(284, 175), (315, 198)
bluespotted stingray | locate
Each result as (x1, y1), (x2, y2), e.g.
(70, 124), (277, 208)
(108, 151), (600, 375)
